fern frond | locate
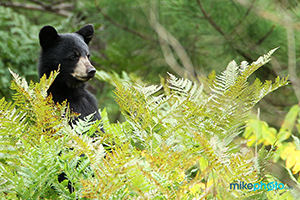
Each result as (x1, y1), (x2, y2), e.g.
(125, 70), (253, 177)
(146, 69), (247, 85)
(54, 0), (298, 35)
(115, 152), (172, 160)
(0, 49), (291, 199)
(8, 69), (70, 143)
(112, 48), (289, 198)
(208, 48), (288, 142)
(0, 97), (26, 166)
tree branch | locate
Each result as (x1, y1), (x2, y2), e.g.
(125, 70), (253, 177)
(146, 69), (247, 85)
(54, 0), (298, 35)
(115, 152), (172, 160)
(282, 9), (300, 102)
(235, 0), (300, 30)
(232, 0), (255, 31)
(148, 3), (197, 80)
(0, 1), (72, 17)
(196, 0), (226, 36)
(255, 25), (275, 46)
(94, 0), (157, 42)
(197, 0), (253, 61)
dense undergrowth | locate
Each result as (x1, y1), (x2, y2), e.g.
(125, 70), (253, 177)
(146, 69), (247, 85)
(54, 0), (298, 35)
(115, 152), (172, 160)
(0, 49), (297, 199)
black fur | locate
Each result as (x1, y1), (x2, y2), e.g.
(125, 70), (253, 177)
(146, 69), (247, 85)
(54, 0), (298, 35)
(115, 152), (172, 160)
(38, 24), (101, 122)
(39, 25), (103, 193)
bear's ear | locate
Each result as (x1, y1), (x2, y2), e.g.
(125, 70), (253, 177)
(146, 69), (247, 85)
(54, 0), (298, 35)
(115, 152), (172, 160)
(39, 25), (58, 49)
(76, 24), (94, 45)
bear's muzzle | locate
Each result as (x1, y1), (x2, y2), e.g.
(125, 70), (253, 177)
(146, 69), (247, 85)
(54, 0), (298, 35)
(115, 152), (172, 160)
(71, 57), (96, 81)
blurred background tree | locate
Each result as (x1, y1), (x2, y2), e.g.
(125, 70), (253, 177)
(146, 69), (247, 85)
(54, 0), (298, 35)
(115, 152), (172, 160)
(0, 0), (299, 126)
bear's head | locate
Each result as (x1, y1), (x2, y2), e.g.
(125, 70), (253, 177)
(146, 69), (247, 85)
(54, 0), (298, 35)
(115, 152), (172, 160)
(38, 24), (96, 88)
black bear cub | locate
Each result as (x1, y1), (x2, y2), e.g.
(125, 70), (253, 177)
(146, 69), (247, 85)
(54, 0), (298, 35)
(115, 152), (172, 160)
(39, 24), (102, 193)
(38, 24), (101, 123)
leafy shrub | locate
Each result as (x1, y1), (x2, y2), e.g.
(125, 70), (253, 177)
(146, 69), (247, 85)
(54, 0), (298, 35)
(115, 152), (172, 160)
(245, 104), (300, 187)
(0, 49), (295, 199)
(0, 7), (41, 100)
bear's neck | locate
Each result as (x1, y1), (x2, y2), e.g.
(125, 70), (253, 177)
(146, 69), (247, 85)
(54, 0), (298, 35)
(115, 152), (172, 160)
(48, 80), (87, 104)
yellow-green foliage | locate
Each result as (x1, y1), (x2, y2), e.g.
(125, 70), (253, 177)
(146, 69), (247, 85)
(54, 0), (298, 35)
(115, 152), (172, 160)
(245, 104), (300, 187)
(0, 49), (294, 199)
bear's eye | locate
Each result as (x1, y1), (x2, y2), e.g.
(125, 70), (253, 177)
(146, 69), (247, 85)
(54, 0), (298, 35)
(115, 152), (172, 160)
(70, 52), (80, 60)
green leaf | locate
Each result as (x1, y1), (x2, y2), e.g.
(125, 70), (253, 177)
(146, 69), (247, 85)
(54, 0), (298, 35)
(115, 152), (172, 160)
(281, 105), (299, 132)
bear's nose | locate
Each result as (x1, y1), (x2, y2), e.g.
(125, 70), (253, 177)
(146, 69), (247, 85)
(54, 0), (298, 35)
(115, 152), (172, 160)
(87, 68), (96, 78)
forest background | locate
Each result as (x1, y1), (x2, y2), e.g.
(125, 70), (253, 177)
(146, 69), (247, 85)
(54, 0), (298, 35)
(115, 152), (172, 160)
(1, 0), (300, 199)
(1, 0), (299, 125)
